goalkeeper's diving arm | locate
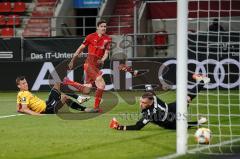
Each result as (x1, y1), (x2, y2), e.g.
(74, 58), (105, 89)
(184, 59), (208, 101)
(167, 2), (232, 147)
(117, 117), (149, 131)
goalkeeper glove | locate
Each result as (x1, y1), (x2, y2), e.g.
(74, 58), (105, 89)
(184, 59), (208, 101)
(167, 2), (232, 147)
(109, 118), (119, 129)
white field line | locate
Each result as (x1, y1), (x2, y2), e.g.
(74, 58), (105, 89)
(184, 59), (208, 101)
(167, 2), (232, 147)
(0, 113), (130, 119)
(157, 153), (182, 159)
(157, 137), (240, 159)
(0, 114), (25, 119)
(0, 113), (133, 119)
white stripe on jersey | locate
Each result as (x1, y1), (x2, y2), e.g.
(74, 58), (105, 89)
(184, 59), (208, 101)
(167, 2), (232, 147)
(153, 96), (168, 122)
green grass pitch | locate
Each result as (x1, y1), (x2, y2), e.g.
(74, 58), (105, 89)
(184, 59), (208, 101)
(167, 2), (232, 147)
(0, 90), (239, 159)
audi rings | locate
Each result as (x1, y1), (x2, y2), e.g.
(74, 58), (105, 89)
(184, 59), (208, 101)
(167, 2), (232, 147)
(159, 58), (240, 89)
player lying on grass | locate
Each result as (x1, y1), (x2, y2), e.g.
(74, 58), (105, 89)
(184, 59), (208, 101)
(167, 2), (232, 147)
(109, 73), (209, 130)
(16, 76), (91, 116)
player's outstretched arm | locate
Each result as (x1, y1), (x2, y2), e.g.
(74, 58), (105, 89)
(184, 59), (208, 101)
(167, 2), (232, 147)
(109, 117), (149, 131)
(69, 44), (86, 70)
(18, 104), (43, 116)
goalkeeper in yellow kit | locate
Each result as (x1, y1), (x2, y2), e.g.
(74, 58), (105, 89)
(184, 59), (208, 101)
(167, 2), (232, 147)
(16, 76), (91, 115)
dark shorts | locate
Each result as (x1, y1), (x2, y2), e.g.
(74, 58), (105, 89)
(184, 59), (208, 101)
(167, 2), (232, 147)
(162, 102), (177, 129)
(44, 89), (62, 114)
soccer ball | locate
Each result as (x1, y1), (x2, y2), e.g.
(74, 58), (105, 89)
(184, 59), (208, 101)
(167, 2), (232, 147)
(194, 128), (211, 144)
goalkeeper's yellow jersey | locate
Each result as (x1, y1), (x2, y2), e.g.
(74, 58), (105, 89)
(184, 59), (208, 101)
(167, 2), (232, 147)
(17, 91), (46, 113)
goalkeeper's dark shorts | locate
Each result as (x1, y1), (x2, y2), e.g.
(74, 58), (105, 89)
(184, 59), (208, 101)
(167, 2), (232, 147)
(44, 88), (62, 114)
(161, 102), (177, 129)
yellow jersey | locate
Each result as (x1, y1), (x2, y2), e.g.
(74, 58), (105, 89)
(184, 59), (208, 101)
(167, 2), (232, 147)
(17, 91), (46, 113)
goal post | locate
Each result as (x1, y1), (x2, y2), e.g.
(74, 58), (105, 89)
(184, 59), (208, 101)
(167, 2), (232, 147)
(176, 0), (189, 155)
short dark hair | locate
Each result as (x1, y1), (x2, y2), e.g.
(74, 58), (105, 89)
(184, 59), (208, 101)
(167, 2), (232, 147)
(141, 92), (154, 100)
(16, 76), (25, 86)
(97, 19), (107, 27)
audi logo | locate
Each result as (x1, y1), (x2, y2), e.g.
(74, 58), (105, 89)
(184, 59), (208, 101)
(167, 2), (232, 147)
(159, 58), (240, 89)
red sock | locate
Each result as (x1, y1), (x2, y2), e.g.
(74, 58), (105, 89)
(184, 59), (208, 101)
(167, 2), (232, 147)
(64, 79), (85, 92)
(94, 89), (104, 109)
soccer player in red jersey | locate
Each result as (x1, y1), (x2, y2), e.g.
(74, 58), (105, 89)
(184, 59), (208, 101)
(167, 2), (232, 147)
(66, 20), (112, 113)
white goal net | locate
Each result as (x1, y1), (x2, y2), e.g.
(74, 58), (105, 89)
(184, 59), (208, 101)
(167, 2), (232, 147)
(187, 0), (240, 154)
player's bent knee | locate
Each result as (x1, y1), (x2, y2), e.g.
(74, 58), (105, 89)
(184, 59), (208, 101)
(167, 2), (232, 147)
(95, 83), (105, 90)
(99, 84), (105, 90)
(95, 78), (105, 90)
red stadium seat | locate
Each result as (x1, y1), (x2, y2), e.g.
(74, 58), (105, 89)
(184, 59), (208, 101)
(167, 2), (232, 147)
(37, 0), (57, 2)
(0, 15), (6, 25)
(0, 2), (11, 13)
(12, 2), (26, 13)
(1, 27), (14, 37)
(37, 2), (56, 7)
(6, 15), (21, 26)
(36, 0), (58, 7)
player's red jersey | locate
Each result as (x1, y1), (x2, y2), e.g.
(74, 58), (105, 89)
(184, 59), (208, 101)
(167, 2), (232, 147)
(83, 32), (111, 67)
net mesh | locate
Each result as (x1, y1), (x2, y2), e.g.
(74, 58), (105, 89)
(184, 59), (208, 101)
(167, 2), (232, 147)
(187, 0), (240, 154)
